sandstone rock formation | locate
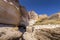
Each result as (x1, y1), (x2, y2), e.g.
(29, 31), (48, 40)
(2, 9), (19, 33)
(0, 0), (29, 40)
(38, 14), (48, 21)
(23, 12), (60, 40)
(34, 13), (60, 25)
(34, 27), (60, 40)
(28, 11), (38, 20)
(0, 0), (60, 40)
(19, 6), (29, 27)
(24, 25), (60, 40)
(0, 27), (22, 40)
(49, 13), (60, 20)
(28, 11), (39, 25)
(0, 0), (20, 25)
(0, 0), (29, 27)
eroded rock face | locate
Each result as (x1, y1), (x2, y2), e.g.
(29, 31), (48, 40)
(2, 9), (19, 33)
(28, 11), (38, 20)
(1, 0), (60, 40)
(34, 27), (60, 40)
(0, 0), (20, 25)
(0, 27), (22, 40)
(38, 14), (48, 21)
(23, 25), (60, 40)
(19, 6), (29, 27)
(0, 0), (29, 27)
(28, 11), (39, 25)
(0, 0), (27, 40)
(23, 32), (37, 40)
(49, 13), (60, 20)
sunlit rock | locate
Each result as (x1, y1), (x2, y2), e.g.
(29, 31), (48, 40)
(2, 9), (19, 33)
(49, 13), (60, 20)
(0, 27), (22, 40)
(24, 25), (60, 40)
(38, 14), (48, 21)
(28, 11), (39, 20)
(28, 11), (39, 26)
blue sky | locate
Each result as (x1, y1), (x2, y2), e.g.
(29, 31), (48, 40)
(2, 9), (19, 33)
(19, 0), (60, 16)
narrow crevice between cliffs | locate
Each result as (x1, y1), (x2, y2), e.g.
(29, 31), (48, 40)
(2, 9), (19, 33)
(18, 25), (26, 40)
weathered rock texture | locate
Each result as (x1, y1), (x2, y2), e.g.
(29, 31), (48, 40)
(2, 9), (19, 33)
(0, 0), (20, 25)
(28, 11), (38, 20)
(23, 25), (60, 40)
(24, 12), (60, 40)
(0, 0), (29, 27)
(38, 14), (48, 21)
(28, 11), (39, 25)
(19, 6), (29, 26)
(34, 27), (60, 40)
(49, 13), (60, 20)
(35, 13), (60, 25)
(1, 0), (60, 40)
(0, 27), (22, 40)
(0, 0), (29, 40)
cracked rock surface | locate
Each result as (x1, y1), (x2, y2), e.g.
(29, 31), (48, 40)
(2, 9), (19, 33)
(23, 26), (60, 40)
(0, 27), (22, 40)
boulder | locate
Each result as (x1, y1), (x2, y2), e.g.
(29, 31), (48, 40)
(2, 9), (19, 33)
(0, 0), (20, 25)
(19, 6), (29, 26)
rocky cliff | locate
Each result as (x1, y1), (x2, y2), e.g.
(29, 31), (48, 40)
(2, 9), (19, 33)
(0, 0), (20, 25)
(28, 11), (39, 25)
(0, 0), (29, 40)
(25, 11), (60, 40)
(24, 25), (60, 40)
(28, 11), (39, 20)
(0, 0), (60, 40)
(34, 13), (60, 25)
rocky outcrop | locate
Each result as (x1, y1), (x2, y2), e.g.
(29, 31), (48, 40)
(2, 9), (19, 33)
(28, 11), (39, 25)
(38, 14), (48, 21)
(34, 13), (60, 25)
(0, 27), (22, 40)
(0, 0), (20, 25)
(1, 0), (60, 40)
(19, 6), (29, 27)
(49, 13), (60, 20)
(0, 0), (28, 40)
(28, 11), (38, 20)
(0, 0), (29, 27)
(34, 27), (60, 40)
(23, 25), (60, 40)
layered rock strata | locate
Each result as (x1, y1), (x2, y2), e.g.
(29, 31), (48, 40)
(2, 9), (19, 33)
(23, 25), (60, 40)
